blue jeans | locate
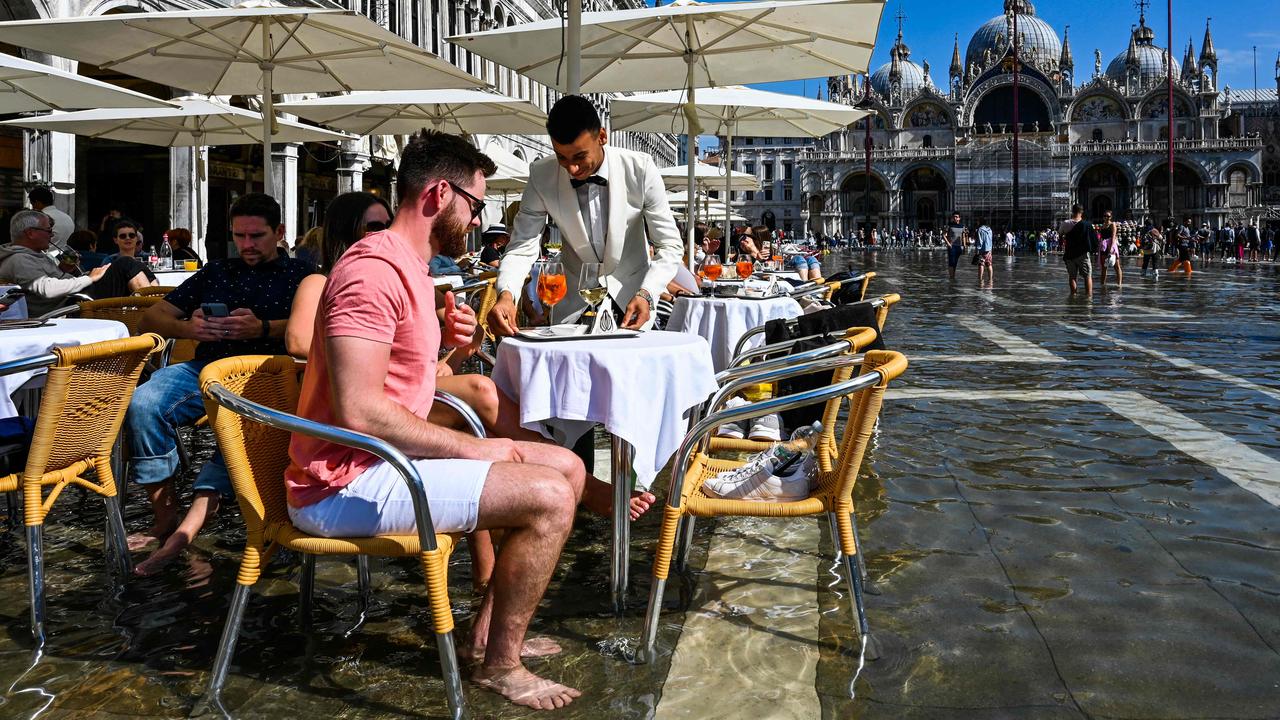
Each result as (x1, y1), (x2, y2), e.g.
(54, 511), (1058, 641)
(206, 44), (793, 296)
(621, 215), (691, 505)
(125, 360), (231, 496)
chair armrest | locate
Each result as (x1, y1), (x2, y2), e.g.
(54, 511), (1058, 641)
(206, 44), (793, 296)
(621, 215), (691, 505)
(706, 348), (865, 422)
(666, 361), (886, 509)
(716, 339), (849, 385)
(0, 352), (57, 378)
(433, 390), (487, 439)
(729, 320), (789, 362)
(790, 284), (829, 301)
(37, 303), (80, 321)
(204, 382), (447, 553)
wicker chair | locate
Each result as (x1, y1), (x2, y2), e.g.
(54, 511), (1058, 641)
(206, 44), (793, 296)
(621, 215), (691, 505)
(639, 350), (908, 664)
(78, 295), (165, 335)
(197, 355), (478, 719)
(0, 334), (165, 646)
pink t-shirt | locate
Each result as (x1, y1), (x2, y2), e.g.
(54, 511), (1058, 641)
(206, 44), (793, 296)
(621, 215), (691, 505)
(286, 229), (439, 507)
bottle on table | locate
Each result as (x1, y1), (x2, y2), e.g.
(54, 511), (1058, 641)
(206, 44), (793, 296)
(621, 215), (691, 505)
(158, 237), (173, 270)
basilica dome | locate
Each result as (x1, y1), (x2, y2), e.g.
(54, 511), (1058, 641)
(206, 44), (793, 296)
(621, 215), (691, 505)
(965, 0), (1061, 71)
(869, 52), (928, 98)
(1106, 20), (1179, 85)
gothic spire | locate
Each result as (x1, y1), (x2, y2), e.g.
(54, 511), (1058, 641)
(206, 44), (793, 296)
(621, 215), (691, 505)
(950, 33), (963, 76)
(1125, 25), (1140, 68)
(1200, 18), (1217, 65)
(1060, 26), (1074, 70)
(888, 44), (902, 82)
(1181, 38), (1197, 83)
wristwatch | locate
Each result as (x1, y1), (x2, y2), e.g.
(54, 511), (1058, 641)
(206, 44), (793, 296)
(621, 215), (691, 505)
(260, 318), (270, 338)
(634, 288), (653, 310)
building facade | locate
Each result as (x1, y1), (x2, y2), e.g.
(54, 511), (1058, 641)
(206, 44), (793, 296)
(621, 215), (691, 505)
(726, 0), (1269, 236)
(0, 0), (677, 254)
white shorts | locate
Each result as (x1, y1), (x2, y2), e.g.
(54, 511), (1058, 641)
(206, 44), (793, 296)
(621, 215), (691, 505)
(289, 458), (492, 537)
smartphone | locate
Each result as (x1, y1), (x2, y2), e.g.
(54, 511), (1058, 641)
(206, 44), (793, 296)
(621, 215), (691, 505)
(2, 287), (25, 299)
(200, 302), (230, 318)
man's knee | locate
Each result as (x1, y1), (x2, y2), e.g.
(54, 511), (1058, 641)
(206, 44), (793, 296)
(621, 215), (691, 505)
(460, 374), (499, 414)
(524, 470), (577, 528)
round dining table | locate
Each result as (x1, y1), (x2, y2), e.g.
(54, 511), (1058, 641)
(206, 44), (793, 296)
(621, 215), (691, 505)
(492, 329), (718, 610)
(0, 318), (130, 419)
(666, 293), (804, 372)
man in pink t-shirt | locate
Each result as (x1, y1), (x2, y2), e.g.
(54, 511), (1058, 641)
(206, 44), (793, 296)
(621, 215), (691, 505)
(287, 131), (585, 711)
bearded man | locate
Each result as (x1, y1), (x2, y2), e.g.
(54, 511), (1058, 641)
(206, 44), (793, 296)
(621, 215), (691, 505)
(288, 130), (586, 711)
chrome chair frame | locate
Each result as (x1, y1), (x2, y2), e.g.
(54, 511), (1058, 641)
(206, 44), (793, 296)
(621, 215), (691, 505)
(728, 295), (889, 362)
(199, 385), (482, 720)
(639, 355), (885, 665)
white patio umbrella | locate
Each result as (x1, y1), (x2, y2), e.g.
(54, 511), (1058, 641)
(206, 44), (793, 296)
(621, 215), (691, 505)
(0, 4), (481, 198)
(1, 97), (353, 249)
(614, 85), (866, 235)
(0, 52), (173, 113)
(449, 0), (884, 270)
(659, 162), (759, 193)
(276, 89), (547, 137)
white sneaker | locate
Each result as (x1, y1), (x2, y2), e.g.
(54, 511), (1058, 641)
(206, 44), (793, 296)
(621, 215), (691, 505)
(748, 413), (783, 442)
(703, 448), (816, 502)
(715, 397), (748, 440)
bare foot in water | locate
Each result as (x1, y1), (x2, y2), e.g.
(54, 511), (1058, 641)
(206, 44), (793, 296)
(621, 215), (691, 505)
(582, 477), (656, 520)
(472, 665), (581, 710)
(126, 524), (175, 552)
(132, 529), (194, 576)
(459, 635), (563, 663)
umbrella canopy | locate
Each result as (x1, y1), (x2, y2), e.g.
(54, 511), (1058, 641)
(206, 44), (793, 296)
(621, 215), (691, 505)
(614, 85), (865, 236)
(0, 96), (353, 147)
(611, 85), (866, 137)
(449, 0), (884, 270)
(0, 5), (481, 197)
(0, 52), (173, 113)
(659, 162), (758, 192)
(276, 89), (546, 137)
(448, 0), (884, 93)
(481, 142), (531, 193)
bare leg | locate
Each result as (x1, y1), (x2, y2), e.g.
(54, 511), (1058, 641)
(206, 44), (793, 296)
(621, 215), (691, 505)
(127, 270), (158, 293)
(466, 449), (583, 710)
(433, 375), (545, 444)
(468, 530), (496, 595)
(581, 475), (655, 521)
(134, 490), (220, 576)
(127, 480), (179, 551)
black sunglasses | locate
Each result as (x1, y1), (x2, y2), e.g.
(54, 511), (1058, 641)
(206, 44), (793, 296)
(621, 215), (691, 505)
(448, 181), (486, 222)
(362, 220), (388, 234)
(117, 232), (138, 239)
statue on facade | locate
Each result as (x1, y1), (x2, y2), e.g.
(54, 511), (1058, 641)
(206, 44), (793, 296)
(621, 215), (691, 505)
(1094, 49), (1102, 78)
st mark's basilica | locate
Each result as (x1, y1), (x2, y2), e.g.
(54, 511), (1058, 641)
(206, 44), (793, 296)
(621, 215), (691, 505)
(733, 0), (1274, 236)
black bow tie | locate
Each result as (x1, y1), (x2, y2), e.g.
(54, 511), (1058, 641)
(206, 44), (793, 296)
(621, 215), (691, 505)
(571, 175), (607, 189)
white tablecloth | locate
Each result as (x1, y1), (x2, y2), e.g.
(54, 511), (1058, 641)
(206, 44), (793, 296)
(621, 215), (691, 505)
(666, 295), (803, 371)
(0, 319), (130, 419)
(492, 330), (718, 491)
(152, 269), (197, 286)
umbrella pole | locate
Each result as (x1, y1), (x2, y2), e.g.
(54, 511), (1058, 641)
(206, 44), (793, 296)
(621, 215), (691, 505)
(262, 20), (275, 199)
(685, 53), (697, 273)
(567, 1), (582, 94)
(725, 121), (733, 246)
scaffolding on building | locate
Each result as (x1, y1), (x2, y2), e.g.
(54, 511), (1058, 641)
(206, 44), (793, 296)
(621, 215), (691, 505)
(955, 135), (1070, 231)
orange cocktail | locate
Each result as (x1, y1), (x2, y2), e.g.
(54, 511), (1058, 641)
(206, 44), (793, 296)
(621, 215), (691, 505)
(702, 263), (722, 281)
(736, 261), (754, 279)
(537, 272), (567, 306)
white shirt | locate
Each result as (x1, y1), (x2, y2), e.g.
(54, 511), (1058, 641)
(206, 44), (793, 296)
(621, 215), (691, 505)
(573, 150), (611, 263)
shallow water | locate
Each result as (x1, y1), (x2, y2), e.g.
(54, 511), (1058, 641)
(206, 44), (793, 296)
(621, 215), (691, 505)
(2, 251), (1279, 718)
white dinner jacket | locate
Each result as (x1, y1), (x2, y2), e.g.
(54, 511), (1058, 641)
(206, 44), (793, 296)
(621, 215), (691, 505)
(496, 146), (682, 323)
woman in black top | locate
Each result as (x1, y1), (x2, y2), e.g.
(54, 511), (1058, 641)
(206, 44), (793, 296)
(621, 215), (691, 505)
(479, 224), (509, 267)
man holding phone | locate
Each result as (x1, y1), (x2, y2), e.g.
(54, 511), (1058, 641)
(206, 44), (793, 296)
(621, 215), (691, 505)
(124, 193), (311, 575)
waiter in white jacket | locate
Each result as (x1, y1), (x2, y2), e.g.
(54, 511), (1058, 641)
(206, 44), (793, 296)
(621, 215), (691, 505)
(488, 95), (682, 333)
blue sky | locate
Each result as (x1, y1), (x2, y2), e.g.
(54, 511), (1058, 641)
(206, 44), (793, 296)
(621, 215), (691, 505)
(646, 0), (1280, 151)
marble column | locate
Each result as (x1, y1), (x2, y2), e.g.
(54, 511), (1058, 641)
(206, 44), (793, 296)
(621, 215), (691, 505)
(337, 140), (371, 194)
(170, 146), (209, 260)
(270, 143), (300, 244)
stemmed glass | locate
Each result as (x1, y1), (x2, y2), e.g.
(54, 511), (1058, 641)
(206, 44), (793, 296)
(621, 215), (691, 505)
(735, 253), (755, 280)
(699, 254), (722, 283)
(577, 262), (612, 333)
(535, 261), (566, 325)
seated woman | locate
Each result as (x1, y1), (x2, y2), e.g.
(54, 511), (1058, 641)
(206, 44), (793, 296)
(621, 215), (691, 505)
(736, 226), (767, 261)
(788, 251), (823, 281)
(67, 229), (108, 272)
(165, 227), (201, 266)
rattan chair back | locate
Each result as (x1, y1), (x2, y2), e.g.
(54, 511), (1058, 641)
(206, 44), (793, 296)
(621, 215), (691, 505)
(77, 296), (165, 336)
(134, 286), (177, 297)
(815, 350), (907, 507)
(16, 334), (164, 523)
(199, 355), (301, 545)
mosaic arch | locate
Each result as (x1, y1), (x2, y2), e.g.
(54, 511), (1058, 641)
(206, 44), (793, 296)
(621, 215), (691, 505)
(906, 102), (952, 128)
(1072, 95), (1126, 123)
(1142, 94), (1195, 119)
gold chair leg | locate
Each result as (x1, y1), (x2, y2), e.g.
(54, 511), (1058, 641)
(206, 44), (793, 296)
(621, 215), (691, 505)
(641, 503), (683, 664)
(26, 524), (46, 647)
(827, 512), (876, 661)
(847, 511), (876, 595)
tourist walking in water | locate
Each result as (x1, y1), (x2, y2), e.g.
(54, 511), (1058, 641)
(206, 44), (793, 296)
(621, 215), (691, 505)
(1140, 222), (1164, 276)
(1168, 222), (1194, 277)
(945, 212), (967, 280)
(1097, 211), (1122, 287)
(976, 218), (994, 285)
(1060, 204), (1094, 296)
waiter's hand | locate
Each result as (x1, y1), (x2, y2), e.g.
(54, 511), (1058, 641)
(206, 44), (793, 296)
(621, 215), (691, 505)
(621, 294), (650, 329)
(488, 292), (519, 336)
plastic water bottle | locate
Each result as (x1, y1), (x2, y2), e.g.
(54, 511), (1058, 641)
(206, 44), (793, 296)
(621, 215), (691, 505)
(771, 421), (822, 473)
(158, 238), (173, 270)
